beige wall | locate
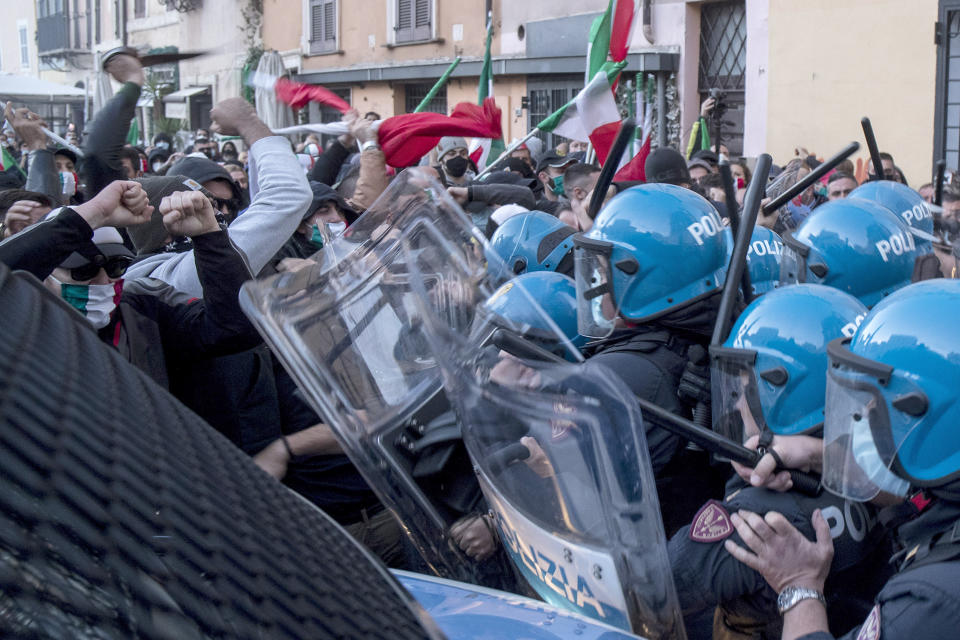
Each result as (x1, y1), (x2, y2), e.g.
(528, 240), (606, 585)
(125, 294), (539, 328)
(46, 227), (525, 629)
(264, 0), (490, 71)
(766, 0), (938, 186)
(263, 0), (302, 53)
(1, 5), (39, 77)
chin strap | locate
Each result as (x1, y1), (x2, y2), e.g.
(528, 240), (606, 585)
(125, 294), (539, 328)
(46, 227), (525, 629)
(879, 490), (934, 531)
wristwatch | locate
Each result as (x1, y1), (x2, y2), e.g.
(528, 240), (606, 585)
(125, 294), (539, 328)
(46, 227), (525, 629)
(777, 585), (826, 614)
(360, 140), (380, 152)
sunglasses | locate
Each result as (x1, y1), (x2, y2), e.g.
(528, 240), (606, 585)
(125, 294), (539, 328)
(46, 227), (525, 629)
(69, 255), (133, 282)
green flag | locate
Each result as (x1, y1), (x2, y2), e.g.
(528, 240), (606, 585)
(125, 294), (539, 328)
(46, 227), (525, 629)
(473, 12), (504, 171)
(478, 16), (494, 103)
(1, 144), (26, 178)
(586, 0), (614, 82)
(126, 117), (140, 146)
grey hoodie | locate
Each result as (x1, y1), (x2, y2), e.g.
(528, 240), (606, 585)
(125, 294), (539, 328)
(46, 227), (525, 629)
(124, 135), (311, 297)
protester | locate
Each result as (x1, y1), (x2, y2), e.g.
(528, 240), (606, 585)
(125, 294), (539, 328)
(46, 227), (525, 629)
(534, 152), (576, 214)
(825, 171), (858, 200)
(0, 180), (259, 388)
(122, 97), (312, 297)
(435, 136), (475, 185)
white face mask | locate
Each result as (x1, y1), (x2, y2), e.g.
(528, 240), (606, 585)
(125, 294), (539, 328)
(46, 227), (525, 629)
(52, 276), (121, 330)
(327, 221), (347, 237)
(59, 171), (77, 197)
(850, 417), (911, 498)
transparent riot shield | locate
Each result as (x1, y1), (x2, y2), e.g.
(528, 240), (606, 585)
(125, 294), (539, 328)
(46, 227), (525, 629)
(401, 231), (687, 639)
(240, 170), (517, 585)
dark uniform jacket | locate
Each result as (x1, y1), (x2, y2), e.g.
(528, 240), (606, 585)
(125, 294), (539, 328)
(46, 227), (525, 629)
(799, 502), (960, 640)
(0, 207), (261, 388)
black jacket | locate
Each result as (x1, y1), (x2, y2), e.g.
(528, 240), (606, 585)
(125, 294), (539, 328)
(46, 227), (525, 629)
(82, 82), (141, 199)
(0, 207), (261, 387)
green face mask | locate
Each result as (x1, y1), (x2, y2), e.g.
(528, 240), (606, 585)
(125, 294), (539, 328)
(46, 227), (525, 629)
(550, 175), (565, 197)
(309, 223), (327, 250)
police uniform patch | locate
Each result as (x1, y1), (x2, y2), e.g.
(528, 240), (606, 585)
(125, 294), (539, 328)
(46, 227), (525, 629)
(856, 604), (881, 640)
(689, 499), (734, 543)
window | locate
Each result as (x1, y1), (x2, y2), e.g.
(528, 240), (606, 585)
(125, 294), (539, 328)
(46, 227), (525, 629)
(404, 82), (445, 114)
(134, 0), (145, 18)
(95, 0), (101, 43)
(698, 0), (746, 154)
(396, 0), (431, 44)
(18, 22), (30, 68)
(527, 76), (583, 150)
(308, 0), (337, 54)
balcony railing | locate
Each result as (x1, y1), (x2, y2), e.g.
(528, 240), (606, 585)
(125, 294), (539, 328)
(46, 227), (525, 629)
(38, 14), (70, 53)
(38, 12), (90, 55)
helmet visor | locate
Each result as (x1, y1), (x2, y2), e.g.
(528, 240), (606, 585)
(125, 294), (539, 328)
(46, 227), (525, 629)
(778, 232), (809, 286)
(710, 346), (767, 444)
(822, 342), (911, 502)
(574, 236), (619, 338)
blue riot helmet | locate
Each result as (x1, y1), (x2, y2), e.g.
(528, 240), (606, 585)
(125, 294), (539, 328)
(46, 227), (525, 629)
(481, 271), (587, 361)
(779, 198), (918, 307)
(574, 183), (729, 338)
(848, 181), (936, 254)
(710, 284), (868, 444)
(486, 211), (576, 279)
(823, 279), (960, 502)
(722, 225), (784, 297)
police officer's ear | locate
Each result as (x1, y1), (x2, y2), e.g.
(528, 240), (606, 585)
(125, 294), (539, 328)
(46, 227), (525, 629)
(538, 170), (550, 185)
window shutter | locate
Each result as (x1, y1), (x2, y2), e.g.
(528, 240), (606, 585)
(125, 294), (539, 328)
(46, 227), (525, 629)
(396, 0), (413, 42)
(323, 0), (335, 43)
(309, 0), (336, 54)
(412, 0), (430, 41)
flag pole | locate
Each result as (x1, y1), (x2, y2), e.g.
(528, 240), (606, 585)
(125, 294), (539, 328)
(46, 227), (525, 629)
(413, 57), (462, 113)
(476, 128), (539, 179)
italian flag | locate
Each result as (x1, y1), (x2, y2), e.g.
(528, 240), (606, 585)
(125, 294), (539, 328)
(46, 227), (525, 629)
(469, 12), (505, 172)
(537, 61), (626, 165)
(587, 0), (637, 82)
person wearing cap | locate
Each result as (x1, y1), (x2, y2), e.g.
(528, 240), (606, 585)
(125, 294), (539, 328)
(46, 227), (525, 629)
(267, 181), (358, 272)
(645, 148), (694, 188)
(534, 152), (577, 213)
(687, 157), (714, 183)
(148, 147), (171, 175)
(435, 136), (475, 186)
(167, 155), (243, 221)
(122, 97), (312, 298)
(0, 179), (259, 388)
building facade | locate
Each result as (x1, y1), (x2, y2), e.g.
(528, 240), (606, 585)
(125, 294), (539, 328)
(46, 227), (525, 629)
(0, 0), (951, 185)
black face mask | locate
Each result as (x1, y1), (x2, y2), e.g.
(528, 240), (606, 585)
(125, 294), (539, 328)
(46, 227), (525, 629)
(445, 155), (469, 178)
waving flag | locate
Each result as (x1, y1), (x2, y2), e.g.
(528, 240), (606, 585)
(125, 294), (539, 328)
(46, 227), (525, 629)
(615, 90), (653, 181)
(587, 0), (637, 83)
(378, 98), (503, 168)
(248, 71), (352, 113)
(470, 12), (506, 172)
(537, 62), (626, 165)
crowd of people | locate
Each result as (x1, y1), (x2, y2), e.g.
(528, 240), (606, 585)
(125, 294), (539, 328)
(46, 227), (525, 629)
(2, 48), (959, 640)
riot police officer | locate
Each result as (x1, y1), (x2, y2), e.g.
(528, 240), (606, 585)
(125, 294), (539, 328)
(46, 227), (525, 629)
(573, 183), (732, 533)
(486, 210), (576, 278)
(780, 197), (918, 307)
(724, 279), (960, 639)
(669, 284), (890, 639)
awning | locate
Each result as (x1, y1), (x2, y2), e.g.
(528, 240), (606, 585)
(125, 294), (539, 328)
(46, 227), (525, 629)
(163, 86), (209, 102)
(0, 72), (86, 101)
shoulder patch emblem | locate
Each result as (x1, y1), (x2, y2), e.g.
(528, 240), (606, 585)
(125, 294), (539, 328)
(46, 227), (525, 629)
(689, 499), (734, 543)
(856, 604), (881, 640)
